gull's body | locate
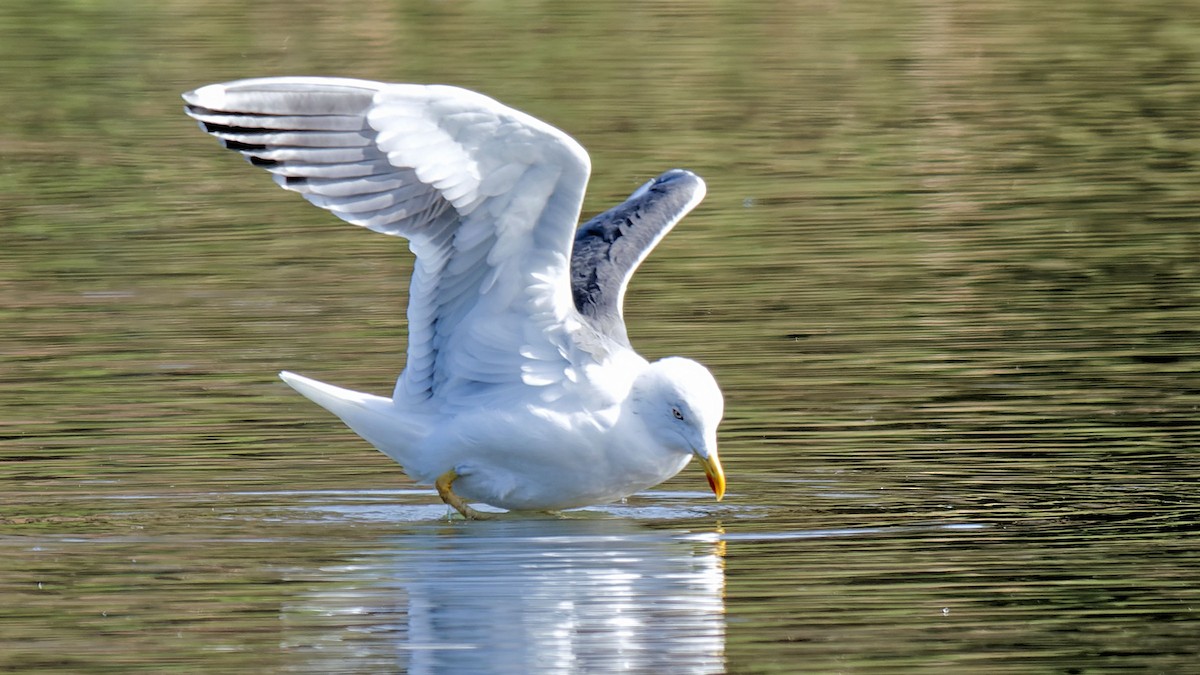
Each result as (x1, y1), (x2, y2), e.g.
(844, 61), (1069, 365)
(183, 77), (724, 517)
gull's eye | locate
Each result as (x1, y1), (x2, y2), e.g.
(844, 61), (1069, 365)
(672, 407), (684, 420)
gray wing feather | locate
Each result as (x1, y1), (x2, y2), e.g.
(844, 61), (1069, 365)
(570, 169), (706, 346)
(183, 79), (448, 238)
(184, 77), (593, 407)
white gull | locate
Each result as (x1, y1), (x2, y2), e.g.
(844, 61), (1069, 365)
(183, 77), (725, 519)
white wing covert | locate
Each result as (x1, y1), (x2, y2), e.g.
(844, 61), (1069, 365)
(184, 77), (592, 409)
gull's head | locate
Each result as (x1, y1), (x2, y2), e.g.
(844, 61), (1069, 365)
(631, 357), (726, 500)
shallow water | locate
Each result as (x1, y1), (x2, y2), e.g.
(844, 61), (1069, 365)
(3, 0), (1200, 672)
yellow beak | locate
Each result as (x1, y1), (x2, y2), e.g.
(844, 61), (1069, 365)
(697, 451), (726, 501)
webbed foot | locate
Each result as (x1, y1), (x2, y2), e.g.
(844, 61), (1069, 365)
(435, 469), (498, 520)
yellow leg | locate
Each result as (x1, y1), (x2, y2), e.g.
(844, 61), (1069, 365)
(435, 469), (497, 520)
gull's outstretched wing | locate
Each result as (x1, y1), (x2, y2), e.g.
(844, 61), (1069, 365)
(184, 77), (591, 408)
(570, 169), (706, 346)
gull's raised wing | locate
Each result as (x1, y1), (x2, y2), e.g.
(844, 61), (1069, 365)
(570, 169), (706, 346)
(184, 77), (591, 408)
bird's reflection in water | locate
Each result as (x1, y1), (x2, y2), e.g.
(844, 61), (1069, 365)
(281, 517), (725, 674)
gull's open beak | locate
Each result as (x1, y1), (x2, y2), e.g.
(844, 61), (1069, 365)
(696, 449), (726, 501)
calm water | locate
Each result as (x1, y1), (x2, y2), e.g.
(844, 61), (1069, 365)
(3, 0), (1199, 672)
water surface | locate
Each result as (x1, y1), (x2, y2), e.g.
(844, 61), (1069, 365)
(2, 0), (1199, 672)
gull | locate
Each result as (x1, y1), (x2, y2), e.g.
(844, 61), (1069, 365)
(183, 77), (725, 519)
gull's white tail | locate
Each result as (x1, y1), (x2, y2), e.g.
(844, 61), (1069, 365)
(279, 371), (424, 468)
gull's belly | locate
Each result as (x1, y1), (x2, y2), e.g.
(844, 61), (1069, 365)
(444, 412), (690, 511)
(456, 452), (691, 511)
